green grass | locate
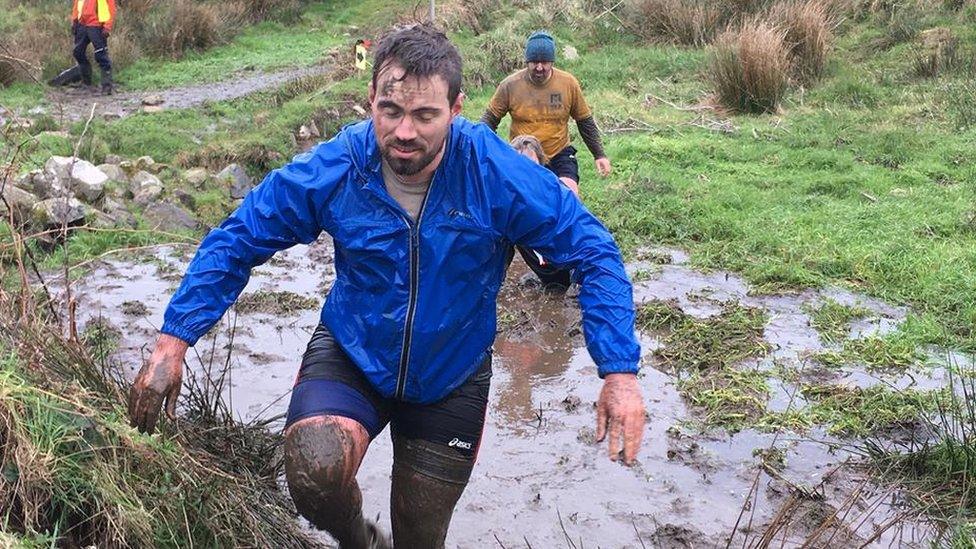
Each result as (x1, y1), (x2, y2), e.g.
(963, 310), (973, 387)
(805, 299), (872, 344)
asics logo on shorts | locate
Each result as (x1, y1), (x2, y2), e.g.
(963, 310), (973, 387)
(448, 437), (472, 450)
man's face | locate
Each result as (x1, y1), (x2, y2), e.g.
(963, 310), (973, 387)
(527, 61), (553, 84)
(369, 62), (462, 177)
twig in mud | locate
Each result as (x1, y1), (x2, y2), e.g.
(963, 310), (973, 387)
(494, 533), (508, 549)
(523, 535), (533, 549)
(557, 509), (578, 549)
(632, 517), (648, 549)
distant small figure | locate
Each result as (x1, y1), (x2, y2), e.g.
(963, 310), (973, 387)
(510, 134), (572, 292)
(71, 0), (116, 95)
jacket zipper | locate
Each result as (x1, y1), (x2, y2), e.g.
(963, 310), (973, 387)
(394, 181), (434, 400)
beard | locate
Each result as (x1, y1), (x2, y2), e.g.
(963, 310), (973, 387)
(529, 69), (550, 84)
(381, 136), (444, 176)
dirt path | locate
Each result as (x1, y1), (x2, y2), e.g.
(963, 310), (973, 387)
(57, 241), (944, 547)
(43, 64), (332, 122)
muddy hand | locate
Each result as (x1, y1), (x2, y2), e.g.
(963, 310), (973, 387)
(595, 157), (612, 178)
(128, 334), (188, 434)
(595, 373), (645, 465)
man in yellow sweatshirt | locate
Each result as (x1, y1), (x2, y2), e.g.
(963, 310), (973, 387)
(481, 31), (611, 196)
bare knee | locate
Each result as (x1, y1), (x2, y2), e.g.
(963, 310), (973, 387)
(284, 416), (368, 501)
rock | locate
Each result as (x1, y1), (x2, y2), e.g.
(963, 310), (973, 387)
(104, 154), (124, 165)
(144, 202), (199, 231)
(89, 209), (120, 229)
(352, 104), (367, 117)
(31, 170), (69, 199)
(141, 94), (164, 106)
(69, 160), (108, 203)
(28, 106), (47, 116)
(135, 156), (156, 170)
(183, 167), (209, 188)
(0, 185), (39, 224)
(32, 197), (87, 228)
(217, 163), (253, 199)
(142, 105), (164, 114)
(298, 120), (321, 140)
(102, 112), (123, 121)
(44, 156), (78, 181)
(172, 188), (197, 210)
(97, 163), (128, 183)
(102, 198), (138, 228)
(129, 170), (163, 197)
(118, 160), (138, 178)
(134, 185), (163, 206)
(13, 170), (38, 192)
(562, 45), (579, 61)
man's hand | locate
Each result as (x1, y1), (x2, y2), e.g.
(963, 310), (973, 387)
(128, 334), (188, 433)
(595, 373), (645, 464)
(595, 157), (612, 177)
(102, 28), (110, 38)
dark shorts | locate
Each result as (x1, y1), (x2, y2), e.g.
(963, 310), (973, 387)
(547, 145), (579, 183)
(505, 245), (572, 293)
(286, 325), (492, 462)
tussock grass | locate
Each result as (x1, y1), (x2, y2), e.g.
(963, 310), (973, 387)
(913, 26), (958, 77)
(769, 0), (835, 82)
(630, 0), (727, 46)
(708, 19), (791, 113)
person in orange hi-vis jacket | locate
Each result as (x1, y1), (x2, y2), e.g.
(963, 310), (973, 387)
(71, 0), (116, 95)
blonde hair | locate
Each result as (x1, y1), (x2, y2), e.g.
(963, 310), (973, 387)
(510, 135), (548, 165)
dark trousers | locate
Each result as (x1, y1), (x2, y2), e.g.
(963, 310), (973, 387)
(506, 245), (572, 292)
(73, 24), (112, 75)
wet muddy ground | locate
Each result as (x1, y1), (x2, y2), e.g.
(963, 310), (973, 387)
(43, 64), (332, 122)
(57, 239), (947, 547)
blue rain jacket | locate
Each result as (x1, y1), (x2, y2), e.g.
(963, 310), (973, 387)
(162, 117), (640, 403)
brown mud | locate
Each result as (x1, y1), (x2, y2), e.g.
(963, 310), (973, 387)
(55, 240), (950, 547)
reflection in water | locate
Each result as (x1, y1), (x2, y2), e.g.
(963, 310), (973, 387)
(492, 268), (578, 427)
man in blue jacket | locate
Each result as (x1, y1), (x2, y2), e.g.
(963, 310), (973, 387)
(128, 24), (645, 548)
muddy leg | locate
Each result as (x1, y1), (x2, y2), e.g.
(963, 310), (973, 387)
(390, 435), (473, 548)
(285, 415), (373, 548)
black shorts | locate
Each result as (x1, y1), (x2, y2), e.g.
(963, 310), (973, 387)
(285, 325), (492, 461)
(546, 145), (579, 183)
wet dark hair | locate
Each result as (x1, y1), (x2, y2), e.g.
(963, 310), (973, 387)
(372, 23), (463, 105)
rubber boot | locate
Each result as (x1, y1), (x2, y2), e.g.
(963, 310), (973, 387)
(80, 65), (93, 87)
(100, 68), (114, 95)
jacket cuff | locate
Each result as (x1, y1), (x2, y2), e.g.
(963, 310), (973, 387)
(160, 321), (198, 346)
(597, 360), (639, 378)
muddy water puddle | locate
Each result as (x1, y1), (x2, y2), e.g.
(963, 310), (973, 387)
(58, 241), (945, 547)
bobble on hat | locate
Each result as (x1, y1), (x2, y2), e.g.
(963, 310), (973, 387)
(524, 31), (555, 62)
